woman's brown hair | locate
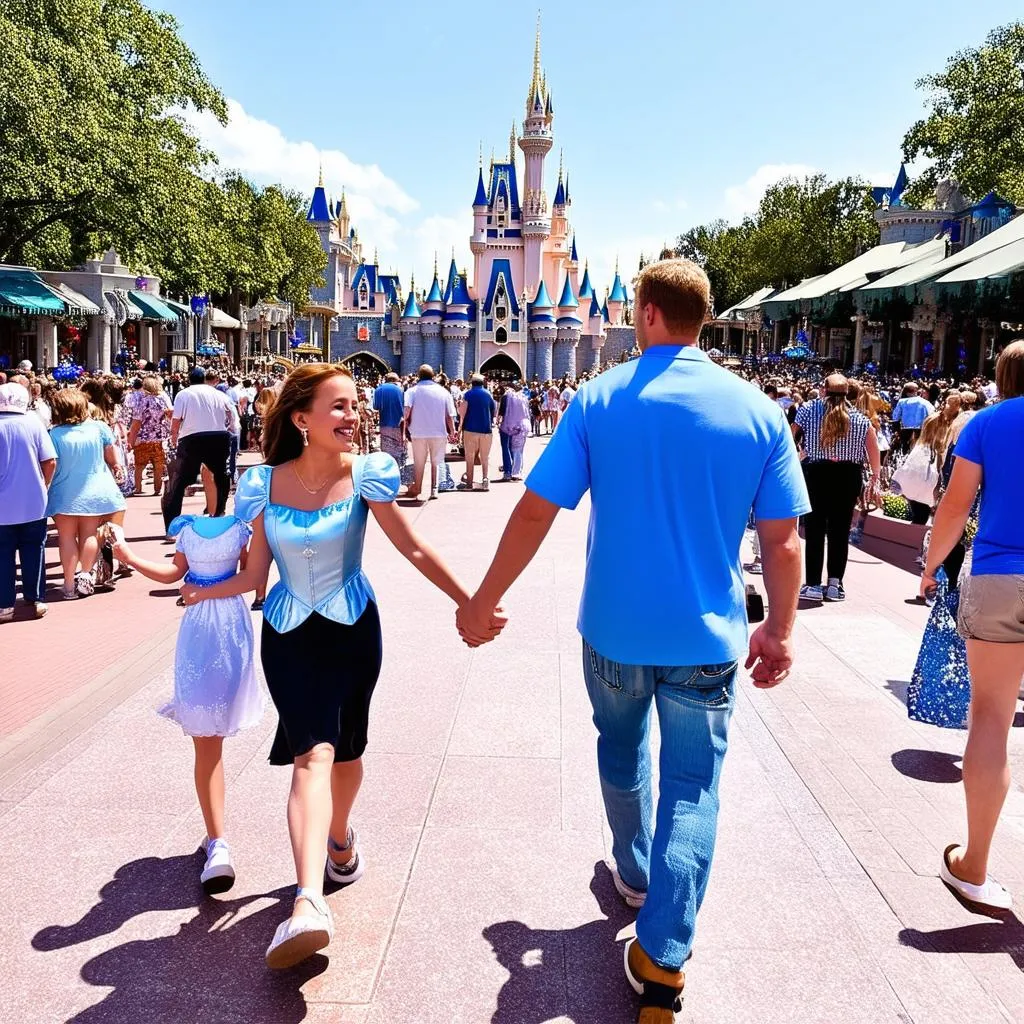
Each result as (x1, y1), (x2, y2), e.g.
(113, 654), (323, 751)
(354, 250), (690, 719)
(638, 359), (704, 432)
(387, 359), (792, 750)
(261, 363), (354, 466)
(820, 373), (851, 451)
(50, 387), (90, 426)
(996, 339), (1024, 400)
(79, 378), (113, 418)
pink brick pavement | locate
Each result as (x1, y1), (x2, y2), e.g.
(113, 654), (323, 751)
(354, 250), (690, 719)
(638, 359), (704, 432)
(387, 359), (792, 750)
(3, 439), (1024, 1022)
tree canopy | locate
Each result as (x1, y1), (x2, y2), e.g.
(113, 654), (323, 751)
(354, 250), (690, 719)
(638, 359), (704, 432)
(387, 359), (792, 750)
(0, 0), (325, 310)
(676, 175), (878, 313)
(903, 22), (1024, 208)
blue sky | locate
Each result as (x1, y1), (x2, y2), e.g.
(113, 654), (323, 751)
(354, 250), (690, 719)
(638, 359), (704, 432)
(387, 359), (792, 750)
(164, 0), (1021, 297)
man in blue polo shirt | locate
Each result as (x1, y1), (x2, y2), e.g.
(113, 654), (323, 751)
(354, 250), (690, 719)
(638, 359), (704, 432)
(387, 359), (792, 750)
(457, 259), (808, 1020)
(457, 374), (497, 491)
(372, 372), (406, 464)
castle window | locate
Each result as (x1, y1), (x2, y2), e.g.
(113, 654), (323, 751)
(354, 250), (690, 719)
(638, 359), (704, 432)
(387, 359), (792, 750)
(495, 280), (507, 322)
(358, 283), (368, 309)
(496, 326), (508, 345)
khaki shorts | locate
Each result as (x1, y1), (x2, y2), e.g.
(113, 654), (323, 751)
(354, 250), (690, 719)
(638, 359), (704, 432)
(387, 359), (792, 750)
(958, 574), (1024, 643)
(462, 430), (493, 470)
(411, 436), (446, 469)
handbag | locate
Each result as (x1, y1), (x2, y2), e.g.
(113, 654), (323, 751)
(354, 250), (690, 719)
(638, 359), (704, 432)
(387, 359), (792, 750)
(906, 569), (970, 729)
(891, 444), (939, 505)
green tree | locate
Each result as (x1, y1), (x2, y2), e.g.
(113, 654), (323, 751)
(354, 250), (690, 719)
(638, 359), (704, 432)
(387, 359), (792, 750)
(676, 174), (877, 311)
(903, 22), (1024, 207)
(0, 0), (227, 268)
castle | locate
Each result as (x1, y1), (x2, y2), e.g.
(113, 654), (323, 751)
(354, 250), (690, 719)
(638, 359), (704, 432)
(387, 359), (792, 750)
(300, 23), (636, 380)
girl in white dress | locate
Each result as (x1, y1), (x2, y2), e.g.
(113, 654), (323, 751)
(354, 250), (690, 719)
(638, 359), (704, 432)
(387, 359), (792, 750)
(113, 515), (265, 894)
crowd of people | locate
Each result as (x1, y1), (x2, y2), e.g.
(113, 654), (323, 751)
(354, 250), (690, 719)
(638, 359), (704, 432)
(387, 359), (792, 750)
(1, 256), (1022, 1021)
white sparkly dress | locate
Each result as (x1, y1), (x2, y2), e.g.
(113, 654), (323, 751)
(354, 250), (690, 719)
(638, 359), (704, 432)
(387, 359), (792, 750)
(158, 515), (265, 737)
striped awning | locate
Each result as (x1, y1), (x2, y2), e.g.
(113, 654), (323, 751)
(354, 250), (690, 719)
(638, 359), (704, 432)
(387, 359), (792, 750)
(0, 268), (66, 317)
(129, 290), (180, 322)
(46, 281), (101, 316)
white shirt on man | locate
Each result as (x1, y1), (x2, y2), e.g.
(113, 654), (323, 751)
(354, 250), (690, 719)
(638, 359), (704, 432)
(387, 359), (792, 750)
(404, 380), (455, 439)
(172, 384), (236, 438)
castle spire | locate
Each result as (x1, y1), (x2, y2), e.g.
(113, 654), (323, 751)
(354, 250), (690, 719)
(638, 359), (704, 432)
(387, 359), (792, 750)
(509, 121), (517, 162)
(526, 12), (544, 114)
(317, 160), (324, 188)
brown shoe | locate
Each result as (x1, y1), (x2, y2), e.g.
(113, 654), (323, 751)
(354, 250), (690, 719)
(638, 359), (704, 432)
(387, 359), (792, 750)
(624, 939), (684, 1023)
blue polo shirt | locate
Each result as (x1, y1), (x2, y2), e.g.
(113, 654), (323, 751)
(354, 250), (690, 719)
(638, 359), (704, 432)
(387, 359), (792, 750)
(525, 345), (810, 666)
(462, 385), (496, 433)
(372, 382), (405, 429)
(892, 395), (933, 429)
(953, 397), (1024, 575)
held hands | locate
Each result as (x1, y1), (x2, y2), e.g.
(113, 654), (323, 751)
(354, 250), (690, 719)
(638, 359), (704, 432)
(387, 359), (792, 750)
(179, 584), (206, 607)
(745, 624), (794, 689)
(456, 594), (509, 648)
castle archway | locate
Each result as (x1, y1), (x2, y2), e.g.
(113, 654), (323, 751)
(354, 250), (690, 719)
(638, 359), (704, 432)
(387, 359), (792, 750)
(479, 352), (522, 382)
(341, 351), (392, 378)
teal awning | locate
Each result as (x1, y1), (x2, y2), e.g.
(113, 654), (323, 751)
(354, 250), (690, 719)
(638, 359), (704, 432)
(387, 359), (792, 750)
(0, 268), (65, 317)
(129, 290), (179, 322)
(163, 297), (194, 318)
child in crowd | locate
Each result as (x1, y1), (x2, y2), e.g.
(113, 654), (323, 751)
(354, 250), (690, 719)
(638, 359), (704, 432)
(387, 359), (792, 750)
(112, 514), (265, 894)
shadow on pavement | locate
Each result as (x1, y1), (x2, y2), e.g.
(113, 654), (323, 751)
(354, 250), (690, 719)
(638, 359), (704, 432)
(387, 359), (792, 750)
(899, 916), (1024, 971)
(33, 852), (323, 1023)
(483, 861), (638, 1024)
(890, 749), (963, 784)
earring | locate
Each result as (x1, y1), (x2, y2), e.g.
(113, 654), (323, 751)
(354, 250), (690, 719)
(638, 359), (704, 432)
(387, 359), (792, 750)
(300, 427), (309, 447)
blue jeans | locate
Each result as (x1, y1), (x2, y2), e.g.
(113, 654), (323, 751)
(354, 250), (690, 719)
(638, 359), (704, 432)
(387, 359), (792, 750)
(582, 640), (736, 970)
(0, 519), (48, 606)
(499, 431), (513, 477)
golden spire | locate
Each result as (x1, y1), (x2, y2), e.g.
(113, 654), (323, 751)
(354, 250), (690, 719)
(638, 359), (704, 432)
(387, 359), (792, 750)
(490, 146), (495, 169)
(558, 149), (564, 181)
(478, 141), (483, 168)
(339, 187), (347, 214)
(434, 251), (438, 277)
(509, 121), (516, 162)
(526, 11), (543, 113)
(317, 160), (324, 188)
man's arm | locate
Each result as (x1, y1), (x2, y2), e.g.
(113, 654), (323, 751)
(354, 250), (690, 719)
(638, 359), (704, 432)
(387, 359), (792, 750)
(457, 491), (560, 643)
(40, 457), (56, 487)
(170, 417), (182, 447)
(746, 517), (802, 687)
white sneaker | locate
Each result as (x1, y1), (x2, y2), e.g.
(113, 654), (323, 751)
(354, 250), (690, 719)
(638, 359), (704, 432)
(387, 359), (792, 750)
(612, 867), (647, 908)
(325, 827), (366, 886)
(479, 479), (490, 492)
(74, 572), (95, 597)
(429, 489), (438, 501)
(32, 602), (47, 619)
(200, 837), (236, 895)
(0, 607), (13, 623)
(940, 844), (1012, 910)
(265, 889), (334, 969)
(824, 579), (846, 602)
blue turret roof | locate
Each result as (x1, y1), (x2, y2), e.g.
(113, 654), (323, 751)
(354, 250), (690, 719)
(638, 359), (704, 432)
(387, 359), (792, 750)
(403, 289), (421, 318)
(557, 275), (578, 309)
(334, 199), (343, 218)
(443, 257), (460, 304)
(379, 274), (402, 306)
(609, 273), (627, 303)
(565, 174), (570, 204)
(449, 273), (472, 307)
(557, 313), (583, 327)
(570, 236), (579, 263)
(425, 274), (443, 304)
(307, 183), (332, 223)
(602, 299), (610, 322)
(578, 266), (594, 300)
(473, 167), (488, 207)
(589, 294), (602, 319)
(553, 177), (566, 207)
(532, 280), (554, 308)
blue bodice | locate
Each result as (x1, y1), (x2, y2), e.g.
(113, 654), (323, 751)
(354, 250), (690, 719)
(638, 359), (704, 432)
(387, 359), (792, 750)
(233, 453), (401, 633)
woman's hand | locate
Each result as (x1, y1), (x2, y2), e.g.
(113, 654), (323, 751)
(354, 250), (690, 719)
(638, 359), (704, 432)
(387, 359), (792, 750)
(112, 541), (133, 566)
(919, 570), (939, 602)
(179, 584), (206, 606)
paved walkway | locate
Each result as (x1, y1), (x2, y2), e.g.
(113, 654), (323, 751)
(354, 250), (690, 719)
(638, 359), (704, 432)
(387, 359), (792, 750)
(4, 441), (1024, 1023)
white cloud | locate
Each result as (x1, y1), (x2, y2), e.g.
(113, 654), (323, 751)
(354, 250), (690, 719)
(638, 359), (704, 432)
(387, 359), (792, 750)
(722, 163), (819, 220)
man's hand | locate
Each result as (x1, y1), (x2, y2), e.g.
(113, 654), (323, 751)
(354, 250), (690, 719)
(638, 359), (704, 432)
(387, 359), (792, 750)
(179, 584), (208, 607)
(919, 570), (939, 602)
(745, 625), (794, 688)
(456, 594), (508, 647)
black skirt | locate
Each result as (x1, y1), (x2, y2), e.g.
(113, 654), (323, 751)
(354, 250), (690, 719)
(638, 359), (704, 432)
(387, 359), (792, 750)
(260, 604), (383, 765)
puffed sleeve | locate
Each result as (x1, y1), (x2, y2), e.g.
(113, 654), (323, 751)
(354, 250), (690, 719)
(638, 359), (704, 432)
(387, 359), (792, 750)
(234, 464), (272, 522)
(168, 515), (195, 552)
(359, 451), (401, 503)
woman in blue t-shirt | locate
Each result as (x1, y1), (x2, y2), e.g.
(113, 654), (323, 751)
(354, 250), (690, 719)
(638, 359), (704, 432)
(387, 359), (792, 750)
(922, 339), (1024, 911)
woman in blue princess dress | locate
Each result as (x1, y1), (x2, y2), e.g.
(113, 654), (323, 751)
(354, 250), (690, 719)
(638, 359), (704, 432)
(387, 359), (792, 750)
(181, 363), (507, 970)
(113, 513), (265, 895)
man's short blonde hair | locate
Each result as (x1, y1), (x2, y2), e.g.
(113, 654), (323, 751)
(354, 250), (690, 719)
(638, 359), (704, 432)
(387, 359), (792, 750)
(634, 259), (711, 335)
